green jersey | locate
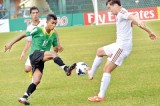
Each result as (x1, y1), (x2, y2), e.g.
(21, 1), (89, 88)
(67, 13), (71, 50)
(26, 27), (58, 54)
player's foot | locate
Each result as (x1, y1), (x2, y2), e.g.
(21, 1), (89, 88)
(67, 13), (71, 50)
(88, 96), (104, 102)
(88, 68), (94, 80)
(18, 97), (30, 105)
(28, 71), (33, 78)
(65, 63), (76, 76)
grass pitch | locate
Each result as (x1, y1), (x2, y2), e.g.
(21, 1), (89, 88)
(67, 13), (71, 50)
(0, 21), (160, 106)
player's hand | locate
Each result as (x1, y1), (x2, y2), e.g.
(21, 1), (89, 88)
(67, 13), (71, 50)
(20, 51), (26, 61)
(4, 44), (12, 52)
(54, 47), (58, 53)
(149, 32), (157, 40)
(58, 43), (64, 52)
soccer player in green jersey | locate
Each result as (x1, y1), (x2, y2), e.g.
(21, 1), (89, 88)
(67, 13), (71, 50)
(21, 6), (46, 78)
(20, 6), (63, 78)
(5, 14), (76, 105)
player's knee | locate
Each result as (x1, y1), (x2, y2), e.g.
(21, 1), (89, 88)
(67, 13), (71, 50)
(96, 48), (104, 57)
(53, 52), (58, 58)
(103, 61), (117, 73)
(24, 66), (32, 73)
(103, 67), (111, 73)
(48, 51), (56, 59)
(34, 80), (41, 85)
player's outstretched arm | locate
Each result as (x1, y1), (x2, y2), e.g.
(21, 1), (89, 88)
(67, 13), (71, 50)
(129, 14), (157, 40)
(5, 34), (26, 52)
(20, 41), (31, 60)
(54, 29), (63, 52)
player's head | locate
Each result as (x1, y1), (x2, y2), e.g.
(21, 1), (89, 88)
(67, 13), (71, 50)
(46, 14), (57, 30)
(30, 6), (39, 21)
(106, 0), (121, 15)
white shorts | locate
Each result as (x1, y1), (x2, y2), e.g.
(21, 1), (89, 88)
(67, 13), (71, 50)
(103, 43), (131, 66)
(25, 56), (31, 66)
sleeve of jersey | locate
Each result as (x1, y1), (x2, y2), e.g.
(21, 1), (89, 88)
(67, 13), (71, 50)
(25, 26), (32, 41)
(26, 27), (40, 37)
(52, 33), (58, 47)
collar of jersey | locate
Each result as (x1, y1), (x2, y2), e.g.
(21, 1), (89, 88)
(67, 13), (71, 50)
(41, 27), (55, 37)
(31, 20), (40, 26)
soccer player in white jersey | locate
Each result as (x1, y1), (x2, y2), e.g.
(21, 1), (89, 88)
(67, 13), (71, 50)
(88, 0), (157, 102)
(20, 6), (63, 77)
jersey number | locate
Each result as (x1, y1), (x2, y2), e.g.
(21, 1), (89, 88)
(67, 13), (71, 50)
(42, 40), (48, 47)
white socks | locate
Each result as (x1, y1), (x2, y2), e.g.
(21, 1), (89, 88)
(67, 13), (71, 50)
(89, 56), (103, 77)
(98, 73), (111, 98)
(61, 65), (66, 69)
(24, 92), (29, 96)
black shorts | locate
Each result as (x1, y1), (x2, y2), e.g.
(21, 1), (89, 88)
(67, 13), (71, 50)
(29, 50), (45, 73)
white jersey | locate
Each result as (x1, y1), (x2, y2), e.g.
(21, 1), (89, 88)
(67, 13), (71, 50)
(116, 8), (132, 52)
(26, 21), (46, 41)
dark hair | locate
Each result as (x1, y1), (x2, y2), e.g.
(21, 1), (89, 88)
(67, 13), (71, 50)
(30, 6), (39, 14)
(106, 0), (121, 6)
(47, 14), (57, 21)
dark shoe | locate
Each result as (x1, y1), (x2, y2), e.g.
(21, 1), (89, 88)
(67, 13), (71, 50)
(65, 63), (76, 76)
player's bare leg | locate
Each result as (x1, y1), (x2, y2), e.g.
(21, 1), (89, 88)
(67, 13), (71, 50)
(24, 66), (33, 78)
(43, 51), (76, 76)
(18, 68), (42, 105)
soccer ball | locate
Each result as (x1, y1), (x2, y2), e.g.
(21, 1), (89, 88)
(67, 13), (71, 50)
(75, 62), (88, 75)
